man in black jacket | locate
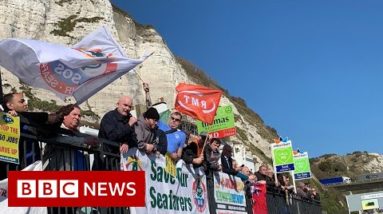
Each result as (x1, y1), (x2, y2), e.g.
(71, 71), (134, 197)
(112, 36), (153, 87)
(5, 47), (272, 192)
(95, 96), (138, 170)
(255, 164), (277, 189)
(181, 134), (204, 167)
(98, 96), (137, 153)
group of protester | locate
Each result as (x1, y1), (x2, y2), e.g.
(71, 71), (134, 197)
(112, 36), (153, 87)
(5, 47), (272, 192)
(0, 87), (320, 214)
(0, 91), (186, 173)
(251, 164), (320, 202)
(296, 181), (320, 201)
(0, 87), (260, 175)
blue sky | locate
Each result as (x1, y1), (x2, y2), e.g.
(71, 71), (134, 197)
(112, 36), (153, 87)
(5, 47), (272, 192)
(111, 0), (383, 157)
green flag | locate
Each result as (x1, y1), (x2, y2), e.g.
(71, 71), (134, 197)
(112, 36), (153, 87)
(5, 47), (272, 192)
(196, 105), (235, 134)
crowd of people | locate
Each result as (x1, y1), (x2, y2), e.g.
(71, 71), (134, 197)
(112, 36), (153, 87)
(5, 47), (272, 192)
(0, 88), (260, 180)
(0, 86), (320, 213)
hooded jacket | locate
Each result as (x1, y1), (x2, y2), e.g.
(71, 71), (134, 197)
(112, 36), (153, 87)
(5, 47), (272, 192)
(135, 115), (167, 155)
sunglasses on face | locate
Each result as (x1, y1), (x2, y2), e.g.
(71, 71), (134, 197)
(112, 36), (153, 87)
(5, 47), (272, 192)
(170, 116), (181, 122)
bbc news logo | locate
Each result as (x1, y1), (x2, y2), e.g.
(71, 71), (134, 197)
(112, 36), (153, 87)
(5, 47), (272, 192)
(17, 179), (79, 198)
(8, 171), (145, 207)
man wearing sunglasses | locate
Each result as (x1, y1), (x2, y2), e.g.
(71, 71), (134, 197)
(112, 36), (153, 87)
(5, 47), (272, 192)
(158, 111), (186, 161)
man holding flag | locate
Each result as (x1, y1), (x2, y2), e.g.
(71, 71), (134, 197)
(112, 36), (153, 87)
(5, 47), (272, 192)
(0, 92), (71, 179)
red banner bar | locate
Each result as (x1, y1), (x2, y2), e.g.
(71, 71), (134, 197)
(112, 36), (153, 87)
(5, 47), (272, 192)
(209, 127), (237, 139)
(8, 171), (145, 207)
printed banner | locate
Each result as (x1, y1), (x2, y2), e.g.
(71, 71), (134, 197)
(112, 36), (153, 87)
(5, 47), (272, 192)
(271, 140), (294, 173)
(0, 113), (20, 164)
(165, 153), (177, 177)
(293, 152), (312, 180)
(121, 148), (210, 214)
(0, 26), (150, 104)
(0, 160), (47, 214)
(196, 105), (236, 138)
(175, 83), (222, 124)
(8, 171), (145, 207)
(214, 172), (247, 214)
(196, 106), (235, 133)
(208, 128), (237, 139)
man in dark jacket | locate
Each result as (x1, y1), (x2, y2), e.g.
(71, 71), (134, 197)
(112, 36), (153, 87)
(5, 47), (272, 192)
(181, 134), (204, 167)
(255, 165), (276, 189)
(98, 96), (138, 154)
(221, 144), (249, 181)
(203, 138), (221, 176)
(221, 144), (238, 175)
(203, 138), (221, 214)
(94, 96), (137, 170)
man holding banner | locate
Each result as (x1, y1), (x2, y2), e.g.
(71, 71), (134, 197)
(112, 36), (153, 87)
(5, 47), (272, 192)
(0, 92), (71, 179)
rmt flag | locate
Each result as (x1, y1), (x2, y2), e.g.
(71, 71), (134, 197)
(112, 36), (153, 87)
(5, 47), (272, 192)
(175, 83), (222, 124)
(0, 26), (151, 104)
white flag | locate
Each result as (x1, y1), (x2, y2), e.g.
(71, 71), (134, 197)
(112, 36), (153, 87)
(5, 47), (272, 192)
(0, 26), (151, 104)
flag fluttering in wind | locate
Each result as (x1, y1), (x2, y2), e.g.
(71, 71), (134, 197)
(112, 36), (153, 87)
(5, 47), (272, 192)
(175, 83), (222, 124)
(0, 26), (151, 104)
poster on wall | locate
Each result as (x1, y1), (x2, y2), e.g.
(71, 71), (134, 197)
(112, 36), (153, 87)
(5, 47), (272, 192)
(214, 172), (247, 214)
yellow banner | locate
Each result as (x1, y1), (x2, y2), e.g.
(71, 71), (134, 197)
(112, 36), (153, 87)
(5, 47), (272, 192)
(0, 113), (20, 164)
(165, 153), (177, 177)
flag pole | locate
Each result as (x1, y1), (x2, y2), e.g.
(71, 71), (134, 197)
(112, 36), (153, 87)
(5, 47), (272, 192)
(134, 69), (145, 83)
(0, 70), (4, 108)
(291, 170), (297, 193)
(200, 134), (210, 156)
(274, 170), (278, 187)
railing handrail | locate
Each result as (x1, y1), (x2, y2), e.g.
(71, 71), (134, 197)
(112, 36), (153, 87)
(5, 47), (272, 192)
(8, 130), (323, 214)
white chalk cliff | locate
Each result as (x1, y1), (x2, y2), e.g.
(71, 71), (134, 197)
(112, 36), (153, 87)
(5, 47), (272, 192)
(0, 0), (278, 162)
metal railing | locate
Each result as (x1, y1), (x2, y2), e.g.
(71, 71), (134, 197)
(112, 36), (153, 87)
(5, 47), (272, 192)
(1, 131), (128, 214)
(266, 190), (322, 214)
(1, 130), (322, 214)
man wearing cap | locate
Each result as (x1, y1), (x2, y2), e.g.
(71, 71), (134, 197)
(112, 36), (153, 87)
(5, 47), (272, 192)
(158, 111), (186, 161)
(135, 107), (167, 155)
